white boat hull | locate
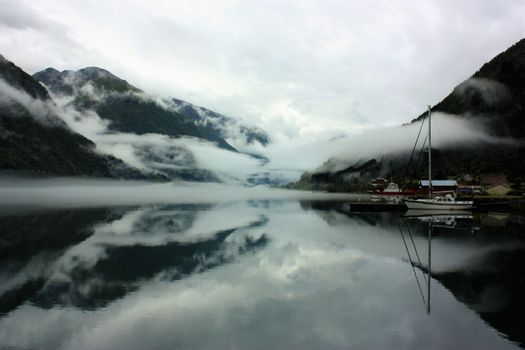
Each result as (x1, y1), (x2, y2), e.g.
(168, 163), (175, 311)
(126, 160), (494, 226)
(403, 199), (473, 210)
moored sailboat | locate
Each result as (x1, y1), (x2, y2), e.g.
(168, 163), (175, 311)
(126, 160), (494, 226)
(404, 193), (474, 210)
(403, 106), (473, 210)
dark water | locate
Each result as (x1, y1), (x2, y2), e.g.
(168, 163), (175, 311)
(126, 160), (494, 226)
(1, 200), (525, 350)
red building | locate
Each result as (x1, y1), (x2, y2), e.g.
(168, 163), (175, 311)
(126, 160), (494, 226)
(480, 174), (508, 186)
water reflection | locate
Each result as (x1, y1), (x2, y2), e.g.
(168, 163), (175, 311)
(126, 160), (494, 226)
(0, 200), (524, 349)
(307, 202), (525, 348)
(0, 207), (114, 315)
(400, 212), (525, 349)
(0, 205), (269, 313)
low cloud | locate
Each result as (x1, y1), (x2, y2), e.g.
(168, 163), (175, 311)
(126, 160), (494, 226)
(0, 178), (357, 208)
(169, 99), (270, 150)
(0, 78), (63, 126)
(0, 74), (288, 183)
(453, 78), (512, 107)
(2, 76), (521, 183)
(54, 98), (264, 182)
(311, 112), (520, 173)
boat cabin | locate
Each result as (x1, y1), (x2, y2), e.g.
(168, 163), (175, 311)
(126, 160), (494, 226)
(418, 180), (458, 194)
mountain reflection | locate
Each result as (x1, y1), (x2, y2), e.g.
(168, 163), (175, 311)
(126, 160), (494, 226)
(301, 201), (525, 348)
(427, 247), (525, 348)
(0, 207), (114, 315)
(0, 205), (269, 313)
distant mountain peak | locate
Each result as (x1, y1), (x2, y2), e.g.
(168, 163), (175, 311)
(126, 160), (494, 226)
(33, 66), (142, 96)
(76, 66), (122, 82)
(40, 67), (60, 74)
(78, 66), (111, 75)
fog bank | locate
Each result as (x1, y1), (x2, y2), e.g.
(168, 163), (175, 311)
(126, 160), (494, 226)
(312, 112), (520, 173)
(0, 178), (362, 208)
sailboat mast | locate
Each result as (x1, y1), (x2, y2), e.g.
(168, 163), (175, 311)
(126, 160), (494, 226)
(428, 106), (432, 199)
(427, 219), (432, 314)
(427, 106), (433, 313)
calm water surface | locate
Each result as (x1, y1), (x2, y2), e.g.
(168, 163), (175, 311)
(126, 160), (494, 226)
(1, 199), (525, 350)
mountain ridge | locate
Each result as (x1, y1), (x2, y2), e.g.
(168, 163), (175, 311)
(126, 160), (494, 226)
(411, 38), (525, 138)
(291, 38), (525, 191)
(33, 66), (143, 96)
(33, 66), (270, 152)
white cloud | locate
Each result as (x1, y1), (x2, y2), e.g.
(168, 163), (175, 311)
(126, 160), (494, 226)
(262, 111), (522, 175)
(2, 0), (524, 138)
(454, 77), (511, 107)
(0, 179), (360, 207)
(51, 94), (267, 182)
(0, 78), (63, 126)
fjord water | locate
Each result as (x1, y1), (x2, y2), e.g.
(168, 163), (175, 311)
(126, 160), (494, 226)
(1, 199), (525, 349)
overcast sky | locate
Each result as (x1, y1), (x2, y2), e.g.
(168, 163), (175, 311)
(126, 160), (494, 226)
(1, 0), (524, 142)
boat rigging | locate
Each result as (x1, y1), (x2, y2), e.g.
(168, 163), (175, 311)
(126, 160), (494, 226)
(403, 106), (474, 210)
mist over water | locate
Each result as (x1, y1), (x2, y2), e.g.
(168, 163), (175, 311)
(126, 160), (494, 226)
(0, 178), (362, 208)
